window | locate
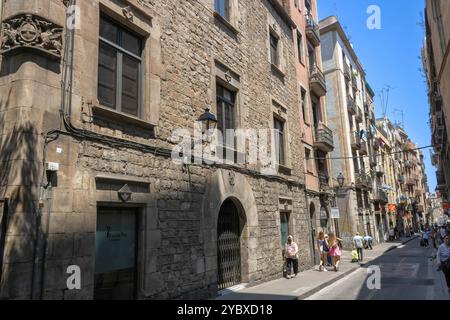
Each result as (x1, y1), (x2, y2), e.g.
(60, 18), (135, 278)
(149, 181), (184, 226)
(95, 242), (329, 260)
(301, 88), (307, 123)
(297, 32), (303, 64)
(270, 32), (279, 66)
(280, 212), (289, 248)
(274, 117), (285, 165)
(305, 148), (312, 172)
(216, 83), (236, 146)
(98, 16), (143, 117)
(215, 0), (230, 22)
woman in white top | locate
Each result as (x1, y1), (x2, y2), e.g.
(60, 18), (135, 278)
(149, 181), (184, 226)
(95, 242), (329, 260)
(437, 235), (450, 293)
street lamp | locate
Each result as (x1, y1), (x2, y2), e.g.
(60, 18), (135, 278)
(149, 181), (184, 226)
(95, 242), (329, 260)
(197, 108), (217, 134)
(337, 172), (345, 188)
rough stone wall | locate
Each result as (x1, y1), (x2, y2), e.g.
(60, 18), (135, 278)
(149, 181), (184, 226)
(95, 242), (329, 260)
(0, 0), (311, 299)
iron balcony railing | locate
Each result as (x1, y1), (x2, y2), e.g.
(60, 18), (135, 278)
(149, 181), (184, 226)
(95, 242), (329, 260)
(355, 107), (363, 123)
(344, 63), (351, 81)
(305, 13), (320, 47)
(318, 172), (330, 190)
(355, 172), (369, 189)
(347, 95), (357, 115)
(359, 139), (368, 155)
(351, 131), (361, 150)
(314, 122), (334, 152)
(373, 188), (388, 203)
(309, 64), (327, 97)
(436, 171), (446, 186)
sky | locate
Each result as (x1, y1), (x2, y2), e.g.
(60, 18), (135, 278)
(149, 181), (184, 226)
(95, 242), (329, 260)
(317, 0), (436, 192)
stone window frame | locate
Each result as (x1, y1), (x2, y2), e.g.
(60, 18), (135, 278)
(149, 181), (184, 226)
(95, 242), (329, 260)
(211, 60), (245, 163)
(271, 99), (292, 174)
(300, 84), (310, 125)
(304, 146), (314, 174)
(267, 21), (286, 77)
(296, 30), (305, 66)
(93, 0), (162, 129)
(213, 0), (240, 34)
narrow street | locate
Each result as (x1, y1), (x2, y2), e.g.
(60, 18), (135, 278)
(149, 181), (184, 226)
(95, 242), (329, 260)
(306, 238), (450, 300)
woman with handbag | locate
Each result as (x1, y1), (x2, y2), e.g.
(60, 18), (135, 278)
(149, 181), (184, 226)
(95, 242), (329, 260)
(437, 235), (450, 293)
(317, 231), (329, 272)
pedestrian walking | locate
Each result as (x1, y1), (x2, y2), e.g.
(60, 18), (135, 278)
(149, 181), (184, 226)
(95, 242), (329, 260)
(364, 235), (373, 250)
(436, 235), (450, 294)
(317, 231), (329, 272)
(325, 234), (332, 267)
(440, 226), (447, 245)
(353, 232), (364, 261)
(328, 233), (342, 272)
(423, 227), (430, 247)
(388, 227), (395, 242)
(284, 235), (298, 279)
(431, 227), (437, 249)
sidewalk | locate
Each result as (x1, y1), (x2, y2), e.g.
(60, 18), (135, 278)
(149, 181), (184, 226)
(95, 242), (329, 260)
(215, 235), (419, 300)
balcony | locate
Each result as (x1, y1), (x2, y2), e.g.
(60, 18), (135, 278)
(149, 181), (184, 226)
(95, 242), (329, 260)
(355, 172), (369, 189)
(359, 140), (368, 155)
(370, 111), (375, 124)
(436, 171), (446, 190)
(351, 131), (361, 150)
(414, 189), (423, 197)
(352, 73), (358, 90)
(305, 13), (320, 47)
(375, 165), (384, 176)
(355, 107), (363, 123)
(373, 139), (380, 150)
(370, 154), (377, 167)
(318, 172), (330, 191)
(314, 122), (334, 152)
(373, 189), (388, 204)
(309, 64), (327, 97)
(404, 160), (413, 168)
(430, 91), (443, 113)
(344, 63), (351, 81)
(347, 95), (357, 115)
(406, 176), (416, 185)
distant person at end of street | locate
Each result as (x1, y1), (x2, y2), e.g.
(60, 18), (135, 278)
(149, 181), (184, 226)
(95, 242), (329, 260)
(436, 235), (450, 294)
(284, 235), (299, 279)
(388, 227), (395, 242)
(423, 227), (430, 247)
(364, 235), (373, 250)
(353, 232), (364, 261)
(317, 231), (329, 272)
(440, 226), (447, 244)
(328, 233), (342, 271)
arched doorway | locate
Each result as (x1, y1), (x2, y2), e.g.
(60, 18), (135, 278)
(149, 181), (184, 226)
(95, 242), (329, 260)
(309, 202), (317, 265)
(217, 198), (245, 290)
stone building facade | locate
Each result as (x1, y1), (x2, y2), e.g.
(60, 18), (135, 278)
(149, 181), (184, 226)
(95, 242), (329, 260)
(0, 0), (312, 299)
(285, 0), (335, 266)
(423, 0), (450, 207)
(319, 16), (373, 247)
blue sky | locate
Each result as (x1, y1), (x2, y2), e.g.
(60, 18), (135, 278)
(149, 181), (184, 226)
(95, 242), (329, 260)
(317, 0), (436, 192)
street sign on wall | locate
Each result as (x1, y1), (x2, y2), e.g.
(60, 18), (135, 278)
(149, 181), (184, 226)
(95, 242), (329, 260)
(331, 207), (340, 219)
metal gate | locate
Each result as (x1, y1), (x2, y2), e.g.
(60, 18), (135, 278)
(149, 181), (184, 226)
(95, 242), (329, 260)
(217, 199), (241, 290)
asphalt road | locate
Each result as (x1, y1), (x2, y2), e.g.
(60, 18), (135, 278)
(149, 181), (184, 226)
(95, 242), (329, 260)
(306, 238), (450, 300)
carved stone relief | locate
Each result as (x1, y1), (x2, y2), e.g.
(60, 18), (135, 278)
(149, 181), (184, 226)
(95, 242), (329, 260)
(1, 14), (64, 59)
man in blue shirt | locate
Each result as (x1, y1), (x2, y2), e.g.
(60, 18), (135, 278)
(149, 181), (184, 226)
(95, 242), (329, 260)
(353, 232), (365, 261)
(364, 235), (373, 250)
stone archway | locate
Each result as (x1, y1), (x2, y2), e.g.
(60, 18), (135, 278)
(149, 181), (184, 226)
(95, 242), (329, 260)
(201, 169), (259, 293)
